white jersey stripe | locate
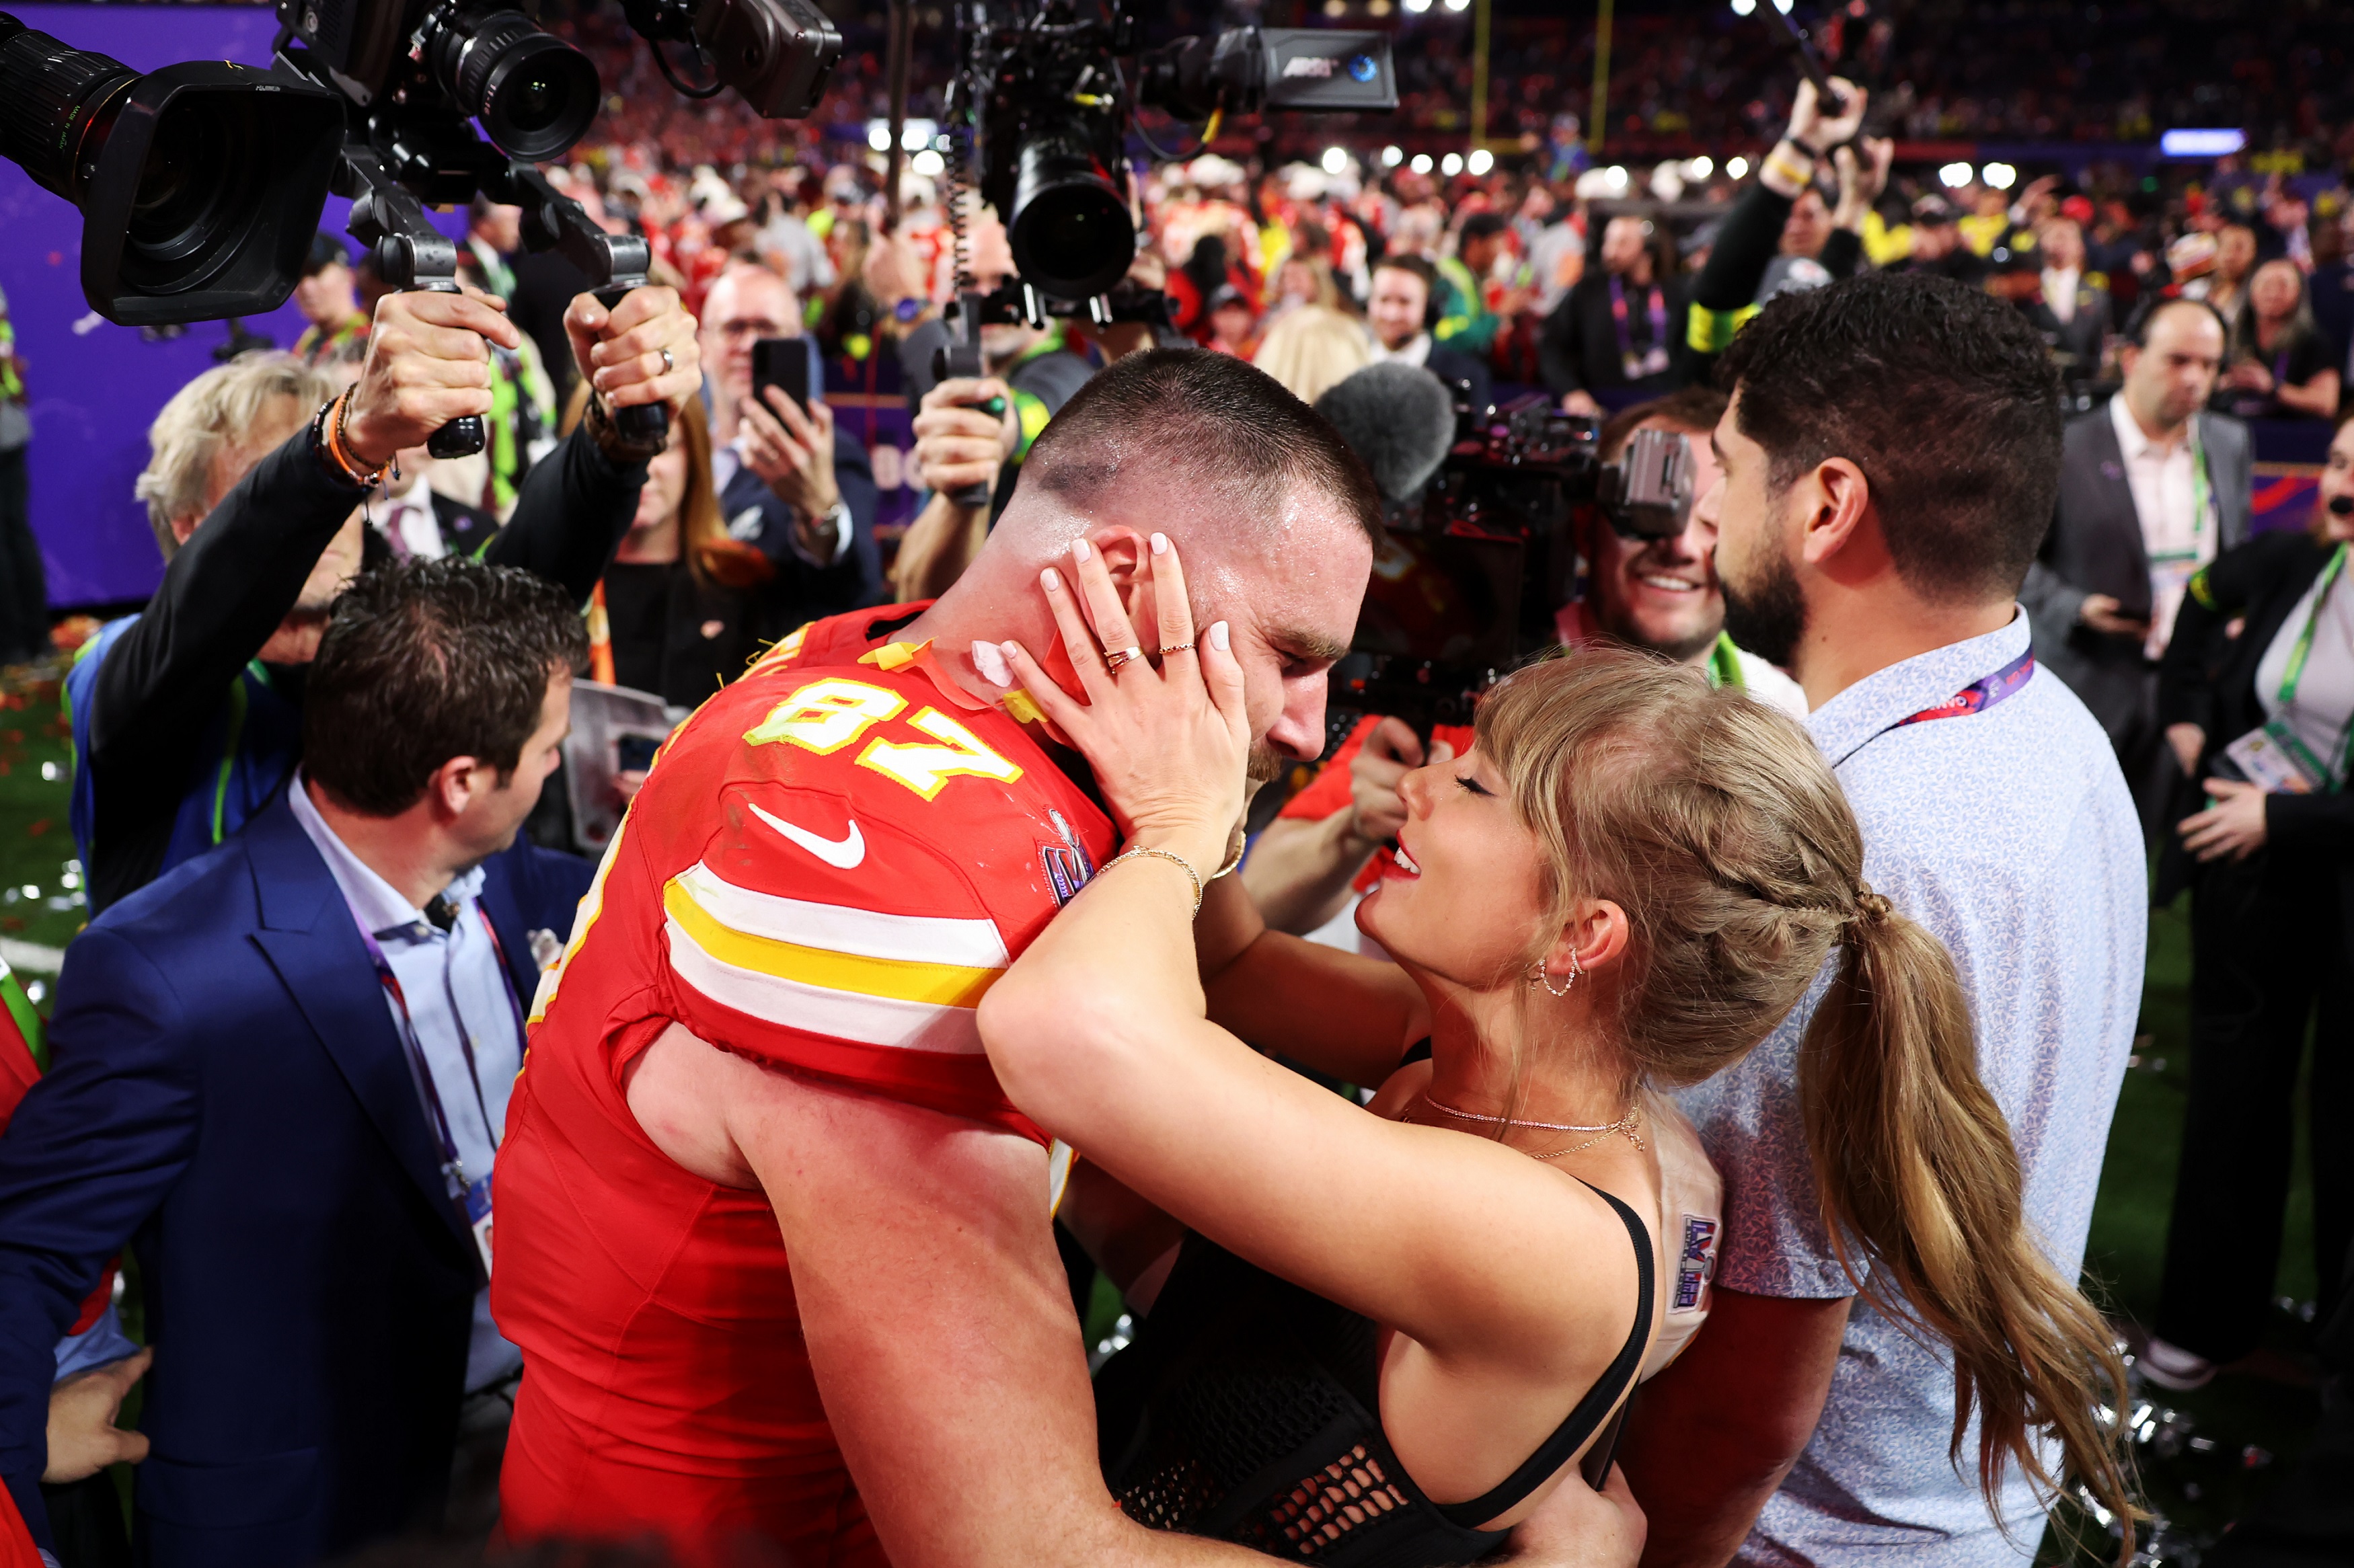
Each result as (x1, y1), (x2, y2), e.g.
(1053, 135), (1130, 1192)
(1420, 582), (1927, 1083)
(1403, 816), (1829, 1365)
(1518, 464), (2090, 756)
(665, 916), (987, 1054)
(675, 861), (1011, 969)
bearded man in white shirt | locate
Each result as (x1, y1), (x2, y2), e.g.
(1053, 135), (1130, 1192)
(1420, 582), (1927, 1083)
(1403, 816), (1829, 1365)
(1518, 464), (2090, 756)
(2022, 295), (2253, 841)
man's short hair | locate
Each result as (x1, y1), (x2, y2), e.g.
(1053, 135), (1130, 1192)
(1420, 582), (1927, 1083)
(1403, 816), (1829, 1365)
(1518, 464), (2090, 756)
(135, 352), (338, 557)
(1716, 271), (2063, 604)
(1599, 385), (1731, 463)
(1459, 213), (1509, 245)
(304, 231), (350, 278)
(1373, 253), (1438, 296)
(303, 558), (589, 818)
(1020, 348), (1383, 545)
(2124, 294), (2228, 350)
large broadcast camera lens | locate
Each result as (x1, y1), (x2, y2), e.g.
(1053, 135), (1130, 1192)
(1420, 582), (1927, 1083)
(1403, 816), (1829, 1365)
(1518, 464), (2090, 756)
(428, 8), (599, 161)
(1009, 130), (1134, 300)
(0, 15), (343, 324)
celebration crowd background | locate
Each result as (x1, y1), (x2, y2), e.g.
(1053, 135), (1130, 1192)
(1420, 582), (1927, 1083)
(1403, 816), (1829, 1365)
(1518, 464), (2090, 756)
(2, 1), (2354, 1566)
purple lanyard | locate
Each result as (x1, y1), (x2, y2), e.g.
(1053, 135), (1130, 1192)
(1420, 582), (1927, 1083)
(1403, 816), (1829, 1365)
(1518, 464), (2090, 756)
(1608, 276), (1667, 361)
(346, 900), (526, 1190)
(1891, 648), (2037, 730)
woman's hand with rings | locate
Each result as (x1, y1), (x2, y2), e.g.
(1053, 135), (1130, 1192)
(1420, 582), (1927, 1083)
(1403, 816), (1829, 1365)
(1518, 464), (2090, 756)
(994, 533), (1248, 871)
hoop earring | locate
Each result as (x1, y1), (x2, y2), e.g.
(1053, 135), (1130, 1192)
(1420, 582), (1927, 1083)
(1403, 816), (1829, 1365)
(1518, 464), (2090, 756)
(1528, 950), (1582, 998)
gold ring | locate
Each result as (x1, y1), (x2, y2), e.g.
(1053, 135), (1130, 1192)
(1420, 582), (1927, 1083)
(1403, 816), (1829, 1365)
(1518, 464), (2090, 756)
(1103, 646), (1145, 673)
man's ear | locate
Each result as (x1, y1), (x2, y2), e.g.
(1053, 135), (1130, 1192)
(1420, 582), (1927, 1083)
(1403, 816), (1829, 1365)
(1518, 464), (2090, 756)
(1084, 525), (1155, 632)
(1795, 457), (1874, 570)
(429, 756), (484, 822)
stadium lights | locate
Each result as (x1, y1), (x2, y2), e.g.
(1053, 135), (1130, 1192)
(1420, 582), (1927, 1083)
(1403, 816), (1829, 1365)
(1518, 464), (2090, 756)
(1468, 147), (1494, 175)
(1726, 155), (1749, 179)
(2160, 128), (2246, 157)
(1605, 164), (1629, 189)
(911, 149), (945, 178)
(1443, 0), (1470, 11)
(1938, 160), (1973, 188)
(1441, 151), (1464, 175)
(1322, 146), (1350, 175)
(1687, 155), (1714, 179)
(866, 118), (938, 155)
(1981, 161), (2016, 190)
(1729, 0), (1756, 13)
(1771, 0), (1794, 11)
(1410, 153), (1434, 173)
(1382, 145), (1405, 166)
(867, 124), (891, 152)
(1404, 0), (1433, 11)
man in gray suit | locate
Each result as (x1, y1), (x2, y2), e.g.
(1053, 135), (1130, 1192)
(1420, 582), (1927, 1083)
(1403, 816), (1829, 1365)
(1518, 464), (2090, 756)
(2022, 297), (2250, 842)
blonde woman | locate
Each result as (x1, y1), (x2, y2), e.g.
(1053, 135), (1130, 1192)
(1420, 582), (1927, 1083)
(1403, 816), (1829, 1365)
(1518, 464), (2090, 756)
(978, 539), (2138, 1565)
(1253, 303), (1373, 406)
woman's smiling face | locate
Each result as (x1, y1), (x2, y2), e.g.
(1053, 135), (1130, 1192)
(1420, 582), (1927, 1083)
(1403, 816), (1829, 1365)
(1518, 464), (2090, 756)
(1357, 745), (1550, 989)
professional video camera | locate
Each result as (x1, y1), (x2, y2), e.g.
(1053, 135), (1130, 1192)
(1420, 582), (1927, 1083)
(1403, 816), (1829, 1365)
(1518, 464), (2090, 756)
(1336, 396), (1696, 732)
(1, 0), (837, 453)
(927, 0), (1396, 494)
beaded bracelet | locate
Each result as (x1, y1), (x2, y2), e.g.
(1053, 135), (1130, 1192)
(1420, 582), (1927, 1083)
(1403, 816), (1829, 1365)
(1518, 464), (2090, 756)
(310, 391), (389, 490)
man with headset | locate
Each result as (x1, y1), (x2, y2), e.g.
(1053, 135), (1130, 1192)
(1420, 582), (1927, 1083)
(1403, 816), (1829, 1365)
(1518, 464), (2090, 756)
(1365, 254), (1493, 412)
(2021, 295), (2252, 841)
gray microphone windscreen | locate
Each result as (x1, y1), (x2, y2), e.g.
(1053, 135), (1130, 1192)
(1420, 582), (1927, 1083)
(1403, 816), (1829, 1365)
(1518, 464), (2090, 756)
(1315, 362), (1457, 505)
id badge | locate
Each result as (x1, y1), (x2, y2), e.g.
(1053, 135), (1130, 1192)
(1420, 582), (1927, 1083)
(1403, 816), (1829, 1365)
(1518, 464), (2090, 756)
(459, 1174), (494, 1282)
(2222, 721), (2326, 795)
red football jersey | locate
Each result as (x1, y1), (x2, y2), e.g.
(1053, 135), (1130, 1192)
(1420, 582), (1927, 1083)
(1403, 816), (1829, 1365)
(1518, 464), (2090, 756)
(493, 605), (1114, 1566)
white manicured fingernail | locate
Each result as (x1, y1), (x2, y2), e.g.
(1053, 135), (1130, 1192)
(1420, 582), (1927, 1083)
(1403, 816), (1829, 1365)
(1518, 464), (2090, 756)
(971, 640), (1011, 687)
(1071, 537), (1091, 563)
(1041, 567), (1061, 591)
(1209, 621), (1229, 651)
(1150, 532), (1170, 555)
(1001, 641), (1023, 667)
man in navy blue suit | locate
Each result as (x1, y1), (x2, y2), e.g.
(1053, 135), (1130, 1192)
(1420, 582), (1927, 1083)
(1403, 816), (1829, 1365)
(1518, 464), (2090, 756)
(0, 556), (594, 1566)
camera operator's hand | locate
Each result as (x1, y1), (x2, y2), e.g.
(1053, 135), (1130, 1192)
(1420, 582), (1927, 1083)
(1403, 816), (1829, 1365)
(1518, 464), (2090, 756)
(912, 377), (1020, 503)
(1562, 390), (1604, 420)
(1345, 718), (1455, 854)
(341, 286), (521, 469)
(566, 285), (702, 414)
(742, 388), (843, 546)
(1832, 137), (1895, 230)
(1783, 75), (1866, 157)
(45, 1347), (151, 1484)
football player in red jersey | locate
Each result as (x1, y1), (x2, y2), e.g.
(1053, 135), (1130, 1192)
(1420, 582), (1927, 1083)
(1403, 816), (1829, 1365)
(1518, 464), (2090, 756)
(494, 348), (1646, 1567)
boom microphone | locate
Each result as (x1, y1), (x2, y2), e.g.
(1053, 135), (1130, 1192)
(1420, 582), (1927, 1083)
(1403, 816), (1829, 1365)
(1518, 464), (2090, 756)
(1314, 362), (1457, 508)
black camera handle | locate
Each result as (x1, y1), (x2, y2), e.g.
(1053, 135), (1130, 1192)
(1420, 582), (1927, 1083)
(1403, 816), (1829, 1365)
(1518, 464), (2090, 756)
(338, 148), (667, 461)
(496, 162), (669, 454)
(933, 290), (996, 510)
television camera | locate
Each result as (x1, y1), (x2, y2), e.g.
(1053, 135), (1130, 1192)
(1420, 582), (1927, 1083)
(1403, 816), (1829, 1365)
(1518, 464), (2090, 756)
(0, 0), (841, 456)
(1338, 395), (1698, 733)
(925, 0), (1397, 502)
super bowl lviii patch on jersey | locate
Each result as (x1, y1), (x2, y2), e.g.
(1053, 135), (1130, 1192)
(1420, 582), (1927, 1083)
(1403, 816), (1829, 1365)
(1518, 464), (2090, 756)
(1673, 1214), (1720, 1313)
(1038, 808), (1097, 906)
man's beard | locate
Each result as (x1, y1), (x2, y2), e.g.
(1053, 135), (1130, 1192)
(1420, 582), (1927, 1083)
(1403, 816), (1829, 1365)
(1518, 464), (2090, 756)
(1719, 537), (1808, 670)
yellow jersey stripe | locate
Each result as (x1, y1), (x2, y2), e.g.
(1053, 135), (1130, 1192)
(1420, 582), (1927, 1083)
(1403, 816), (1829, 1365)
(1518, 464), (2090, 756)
(666, 917), (987, 1053)
(664, 879), (1001, 1007)
(674, 861), (1010, 968)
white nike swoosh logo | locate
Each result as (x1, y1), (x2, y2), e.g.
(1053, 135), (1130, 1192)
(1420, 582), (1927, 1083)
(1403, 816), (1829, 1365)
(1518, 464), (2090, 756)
(749, 802), (866, 869)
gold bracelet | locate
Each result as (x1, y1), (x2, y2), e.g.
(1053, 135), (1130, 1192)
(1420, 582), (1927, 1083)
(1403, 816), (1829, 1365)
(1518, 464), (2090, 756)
(1098, 845), (1204, 916)
(1209, 826), (1246, 881)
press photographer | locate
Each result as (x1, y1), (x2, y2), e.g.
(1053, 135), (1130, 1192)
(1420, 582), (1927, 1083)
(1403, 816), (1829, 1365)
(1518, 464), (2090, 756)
(69, 282), (700, 912)
(1246, 377), (1802, 943)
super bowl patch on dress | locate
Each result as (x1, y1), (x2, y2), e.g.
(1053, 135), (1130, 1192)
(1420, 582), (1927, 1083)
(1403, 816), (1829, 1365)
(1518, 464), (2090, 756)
(1672, 1214), (1719, 1313)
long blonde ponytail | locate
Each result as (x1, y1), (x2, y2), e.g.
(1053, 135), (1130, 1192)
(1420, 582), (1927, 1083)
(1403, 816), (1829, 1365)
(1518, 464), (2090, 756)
(1802, 895), (2139, 1547)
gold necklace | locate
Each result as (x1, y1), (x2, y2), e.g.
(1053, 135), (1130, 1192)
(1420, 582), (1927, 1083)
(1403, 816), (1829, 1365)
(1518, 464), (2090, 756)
(1408, 1095), (1646, 1159)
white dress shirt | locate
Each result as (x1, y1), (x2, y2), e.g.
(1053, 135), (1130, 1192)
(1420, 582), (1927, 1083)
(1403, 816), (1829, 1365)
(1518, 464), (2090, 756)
(2041, 267), (2080, 325)
(372, 481), (448, 561)
(2109, 393), (2215, 658)
(1367, 330), (1434, 369)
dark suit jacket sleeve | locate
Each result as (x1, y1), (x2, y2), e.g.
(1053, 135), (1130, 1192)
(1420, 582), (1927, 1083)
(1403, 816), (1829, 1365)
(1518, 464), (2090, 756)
(833, 430), (884, 609)
(482, 425), (650, 604)
(2019, 558), (2088, 650)
(2211, 415), (2255, 551)
(1538, 287), (1587, 395)
(2154, 547), (2250, 736)
(0, 930), (200, 1551)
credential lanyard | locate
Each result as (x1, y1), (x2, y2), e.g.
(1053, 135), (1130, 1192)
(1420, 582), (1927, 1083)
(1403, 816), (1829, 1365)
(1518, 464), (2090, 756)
(2269, 542), (2354, 786)
(1609, 276), (1670, 380)
(1859, 648), (2037, 750)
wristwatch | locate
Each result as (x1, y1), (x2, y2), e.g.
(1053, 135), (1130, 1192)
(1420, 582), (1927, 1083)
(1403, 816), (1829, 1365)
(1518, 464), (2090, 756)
(804, 498), (852, 555)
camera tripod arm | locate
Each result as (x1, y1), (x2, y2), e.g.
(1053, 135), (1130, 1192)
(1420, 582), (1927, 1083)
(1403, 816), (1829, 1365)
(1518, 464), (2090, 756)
(496, 162), (669, 452)
(338, 143), (486, 461)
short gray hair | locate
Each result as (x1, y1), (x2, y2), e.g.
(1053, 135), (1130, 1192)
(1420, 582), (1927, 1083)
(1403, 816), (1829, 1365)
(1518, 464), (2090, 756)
(135, 352), (334, 557)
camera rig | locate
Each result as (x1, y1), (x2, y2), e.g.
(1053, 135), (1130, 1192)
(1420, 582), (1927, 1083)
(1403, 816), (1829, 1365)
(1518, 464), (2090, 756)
(1338, 396), (1696, 734)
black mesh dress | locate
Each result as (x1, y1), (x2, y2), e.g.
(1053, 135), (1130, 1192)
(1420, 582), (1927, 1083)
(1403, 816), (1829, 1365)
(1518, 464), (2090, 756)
(1094, 1181), (1654, 1568)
